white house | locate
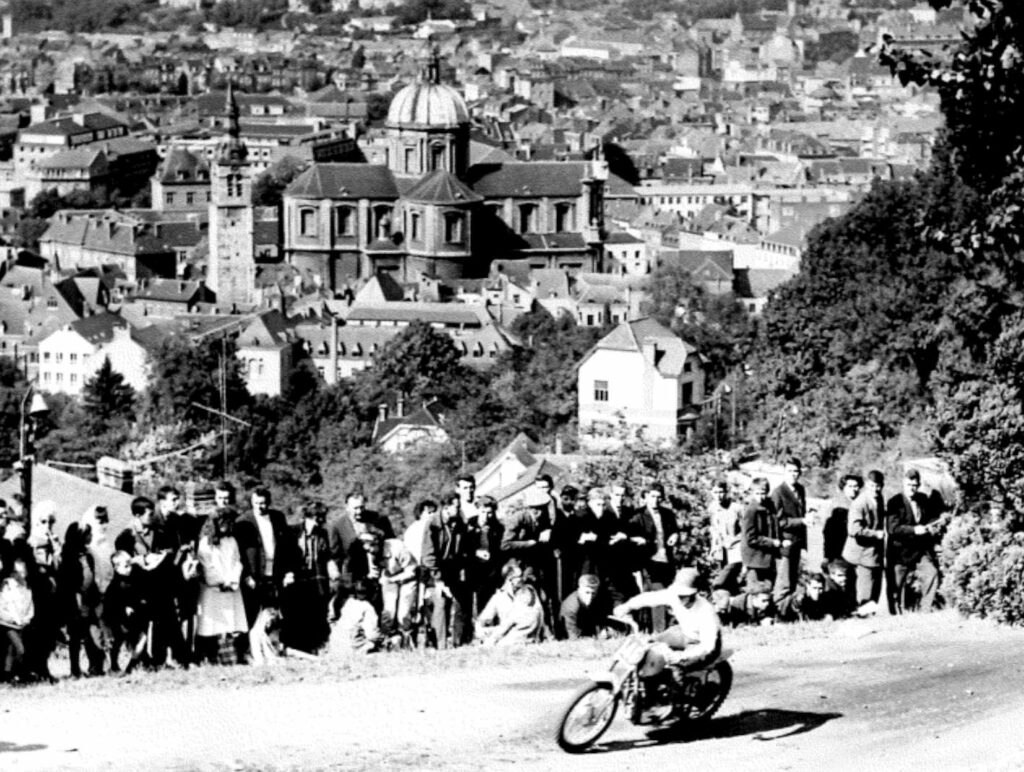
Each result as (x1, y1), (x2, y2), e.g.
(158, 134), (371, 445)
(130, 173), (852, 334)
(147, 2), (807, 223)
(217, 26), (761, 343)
(38, 312), (153, 395)
(371, 400), (450, 454)
(235, 310), (298, 397)
(577, 318), (705, 448)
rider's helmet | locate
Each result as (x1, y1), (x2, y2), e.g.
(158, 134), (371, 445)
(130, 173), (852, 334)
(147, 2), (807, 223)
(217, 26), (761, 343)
(670, 567), (700, 597)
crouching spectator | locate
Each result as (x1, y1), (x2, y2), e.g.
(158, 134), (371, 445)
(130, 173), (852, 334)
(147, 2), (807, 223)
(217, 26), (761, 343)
(779, 573), (829, 622)
(719, 580), (776, 627)
(333, 580), (382, 654)
(476, 560), (523, 643)
(104, 551), (149, 673)
(559, 574), (611, 640)
(822, 559), (857, 620)
(487, 584), (545, 646)
(0, 556), (34, 683)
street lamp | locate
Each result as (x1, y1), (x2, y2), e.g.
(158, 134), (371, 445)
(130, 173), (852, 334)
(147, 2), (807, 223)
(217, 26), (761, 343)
(19, 386), (49, 522)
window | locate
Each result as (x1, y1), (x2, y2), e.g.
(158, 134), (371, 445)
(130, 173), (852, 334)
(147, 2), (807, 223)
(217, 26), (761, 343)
(42, 371), (50, 382)
(335, 206), (354, 236)
(206, 192), (212, 202)
(70, 373), (77, 383)
(55, 372), (63, 383)
(683, 361), (692, 373)
(594, 380), (609, 402)
(165, 192), (174, 205)
(518, 203), (537, 233)
(554, 202), (575, 232)
(70, 353), (77, 364)
(444, 212), (464, 244)
(299, 207), (317, 237)
(430, 144), (446, 171)
(43, 352), (50, 362)
(186, 192), (195, 205)
(682, 382), (693, 405)
(55, 352), (63, 363)
(227, 174), (243, 198)
(404, 147), (416, 174)
(410, 212), (421, 241)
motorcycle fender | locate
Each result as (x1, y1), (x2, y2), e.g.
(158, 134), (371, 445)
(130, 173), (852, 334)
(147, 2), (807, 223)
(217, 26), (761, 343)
(587, 672), (616, 688)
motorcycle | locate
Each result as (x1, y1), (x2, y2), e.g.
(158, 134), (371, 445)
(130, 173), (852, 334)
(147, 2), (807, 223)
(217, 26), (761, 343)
(555, 616), (734, 753)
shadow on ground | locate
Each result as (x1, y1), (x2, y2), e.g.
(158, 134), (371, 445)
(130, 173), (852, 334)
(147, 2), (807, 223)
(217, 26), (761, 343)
(0, 740), (47, 753)
(587, 709), (843, 754)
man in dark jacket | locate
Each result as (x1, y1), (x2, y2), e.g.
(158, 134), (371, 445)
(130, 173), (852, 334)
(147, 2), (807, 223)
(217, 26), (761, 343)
(559, 574), (610, 639)
(886, 469), (942, 613)
(770, 459), (807, 605)
(741, 479), (784, 588)
(629, 483), (679, 631)
(233, 488), (296, 628)
(286, 502), (332, 653)
(421, 494), (472, 648)
(326, 492), (394, 610)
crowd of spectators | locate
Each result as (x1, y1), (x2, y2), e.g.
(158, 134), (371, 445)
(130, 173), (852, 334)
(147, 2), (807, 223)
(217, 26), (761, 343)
(0, 460), (947, 683)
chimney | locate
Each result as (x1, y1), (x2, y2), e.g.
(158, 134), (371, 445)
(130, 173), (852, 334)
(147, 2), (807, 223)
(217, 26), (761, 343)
(377, 403), (388, 422)
(643, 340), (658, 363)
(554, 434), (563, 455)
(396, 393), (405, 418)
(72, 112), (86, 127)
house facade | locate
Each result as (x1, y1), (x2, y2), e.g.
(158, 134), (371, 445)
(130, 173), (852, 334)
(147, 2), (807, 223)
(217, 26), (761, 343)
(577, 318), (705, 448)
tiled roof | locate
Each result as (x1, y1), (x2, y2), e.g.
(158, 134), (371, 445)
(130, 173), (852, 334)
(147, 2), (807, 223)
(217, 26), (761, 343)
(589, 317), (697, 377)
(158, 148), (209, 184)
(22, 112), (125, 137)
(68, 311), (128, 345)
(465, 161), (635, 198)
(285, 163), (399, 200)
(403, 169), (482, 205)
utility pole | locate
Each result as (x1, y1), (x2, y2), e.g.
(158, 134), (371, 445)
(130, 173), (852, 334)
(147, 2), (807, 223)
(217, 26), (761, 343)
(220, 336), (228, 476)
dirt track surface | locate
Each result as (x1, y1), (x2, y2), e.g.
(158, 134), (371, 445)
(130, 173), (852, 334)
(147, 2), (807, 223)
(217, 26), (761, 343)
(3, 611), (1024, 771)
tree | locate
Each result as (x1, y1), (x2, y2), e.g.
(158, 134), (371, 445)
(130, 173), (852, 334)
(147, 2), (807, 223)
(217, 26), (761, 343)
(251, 156), (308, 208)
(82, 357), (136, 428)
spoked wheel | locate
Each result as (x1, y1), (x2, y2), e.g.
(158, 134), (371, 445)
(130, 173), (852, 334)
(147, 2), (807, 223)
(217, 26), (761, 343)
(555, 682), (619, 753)
(679, 661), (733, 723)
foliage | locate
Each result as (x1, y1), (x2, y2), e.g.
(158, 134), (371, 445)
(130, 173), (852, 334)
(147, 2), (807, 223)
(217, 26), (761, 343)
(251, 156), (308, 208)
(804, 30), (860, 67)
(387, 0), (471, 26)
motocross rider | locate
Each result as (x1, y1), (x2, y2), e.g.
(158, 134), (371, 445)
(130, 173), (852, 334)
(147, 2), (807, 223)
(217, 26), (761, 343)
(613, 566), (722, 672)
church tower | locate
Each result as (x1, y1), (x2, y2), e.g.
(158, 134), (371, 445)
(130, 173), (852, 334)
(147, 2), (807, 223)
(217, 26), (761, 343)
(207, 82), (255, 309)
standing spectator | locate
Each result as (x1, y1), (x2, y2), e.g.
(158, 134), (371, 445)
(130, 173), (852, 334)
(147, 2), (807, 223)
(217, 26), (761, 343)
(566, 487), (637, 606)
(770, 459), (807, 606)
(468, 496), (504, 605)
(60, 522), (105, 677)
(560, 574), (611, 640)
(26, 538), (59, 682)
(842, 470), (887, 608)
(629, 483), (679, 631)
(379, 536), (418, 648)
(421, 494), (471, 648)
(403, 499), (438, 641)
(0, 556), (34, 682)
(81, 506), (115, 595)
(30, 501), (61, 568)
(709, 481), (744, 593)
(455, 474), (479, 524)
(104, 551), (149, 673)
(234, 488), (297, 631)
(741, 479), (784, 588)
(214, 481), (237, 509)
(287, 502), (332, 654)
(530, 475), (567, 612)
(196, 508), (248, 665)
(114, 496), (188, 669)
(886, 469), (942, 613)
(823, 475), (862, 567)
(156, 486), (201, 663)
(327, 492), (393, 609)
(500, 491), (554, 586)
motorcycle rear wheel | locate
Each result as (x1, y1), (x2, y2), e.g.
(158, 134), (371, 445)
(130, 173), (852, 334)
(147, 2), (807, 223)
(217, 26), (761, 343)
(555, 682), (618, 753)
(686, 661), (733, 722)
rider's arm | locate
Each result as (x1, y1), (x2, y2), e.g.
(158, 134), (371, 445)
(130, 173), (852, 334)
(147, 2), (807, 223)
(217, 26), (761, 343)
(616, 588), (675, 614)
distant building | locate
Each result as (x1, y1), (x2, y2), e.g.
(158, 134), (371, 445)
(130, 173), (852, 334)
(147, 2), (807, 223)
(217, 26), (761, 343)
(577, 318), (705, 448)
(371, 399), (450, 454)
(151, 148), (211, 212)
(235, 309), (298, 397)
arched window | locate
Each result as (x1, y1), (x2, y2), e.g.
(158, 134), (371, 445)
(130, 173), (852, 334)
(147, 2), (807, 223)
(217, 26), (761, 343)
(334, 206), (354, 236)
(430, 144), (446, 171)
(299, 207), (317, 237)
(444, 212), (464, 244)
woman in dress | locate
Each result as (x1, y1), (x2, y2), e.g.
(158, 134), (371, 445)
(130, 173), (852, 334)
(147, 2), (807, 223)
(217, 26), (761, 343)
(195, 507), (248, 665)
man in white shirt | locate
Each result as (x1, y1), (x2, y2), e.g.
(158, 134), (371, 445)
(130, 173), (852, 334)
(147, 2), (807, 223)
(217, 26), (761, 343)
(614, 567), (722, 671)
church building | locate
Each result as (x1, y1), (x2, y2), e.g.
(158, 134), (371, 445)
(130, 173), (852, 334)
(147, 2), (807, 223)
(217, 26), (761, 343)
(281, 50), (635, 291)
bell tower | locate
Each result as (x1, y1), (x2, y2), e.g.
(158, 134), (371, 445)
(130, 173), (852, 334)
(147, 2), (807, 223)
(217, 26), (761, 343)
(208, 81), (255, 308)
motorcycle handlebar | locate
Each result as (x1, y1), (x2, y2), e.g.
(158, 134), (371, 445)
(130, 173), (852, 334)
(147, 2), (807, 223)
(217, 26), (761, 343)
(606, 615), (640, 633)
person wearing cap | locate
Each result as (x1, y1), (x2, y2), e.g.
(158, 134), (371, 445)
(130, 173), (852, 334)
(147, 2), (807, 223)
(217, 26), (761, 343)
(559, 573), (611, 640)
(613, 567), (722, 671)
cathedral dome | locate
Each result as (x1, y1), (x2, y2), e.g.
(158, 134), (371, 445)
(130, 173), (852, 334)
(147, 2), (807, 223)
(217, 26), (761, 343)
(386, 49), (469, 130)
(386, 81), (469, 130)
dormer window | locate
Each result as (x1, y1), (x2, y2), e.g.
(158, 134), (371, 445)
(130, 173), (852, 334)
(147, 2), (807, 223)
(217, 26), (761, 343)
(444, 212), (464, 244)
(334, 206), (354, 237)
(299, 207), (318, 237)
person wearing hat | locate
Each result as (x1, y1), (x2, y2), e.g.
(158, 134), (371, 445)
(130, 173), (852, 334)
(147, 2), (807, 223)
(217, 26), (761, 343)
(559, 573), (611, 640)
(500, 488), (558, 626)
(613, 567), (722, 671)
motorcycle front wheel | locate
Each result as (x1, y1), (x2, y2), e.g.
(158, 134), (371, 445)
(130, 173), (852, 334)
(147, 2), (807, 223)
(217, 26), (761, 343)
(555, 682), (619, 753)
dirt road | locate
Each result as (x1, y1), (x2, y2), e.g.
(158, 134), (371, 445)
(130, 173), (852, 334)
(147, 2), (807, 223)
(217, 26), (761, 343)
(3, 612), (1024, 771)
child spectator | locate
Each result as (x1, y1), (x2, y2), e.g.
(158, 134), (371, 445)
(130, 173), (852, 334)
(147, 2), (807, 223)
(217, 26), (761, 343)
(104, 551), (149, 673)
(196, 508), (248, 665)
(0, 556), (34, 682)
(379, 537), (418, 649)
(333, 580), (382, 654)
